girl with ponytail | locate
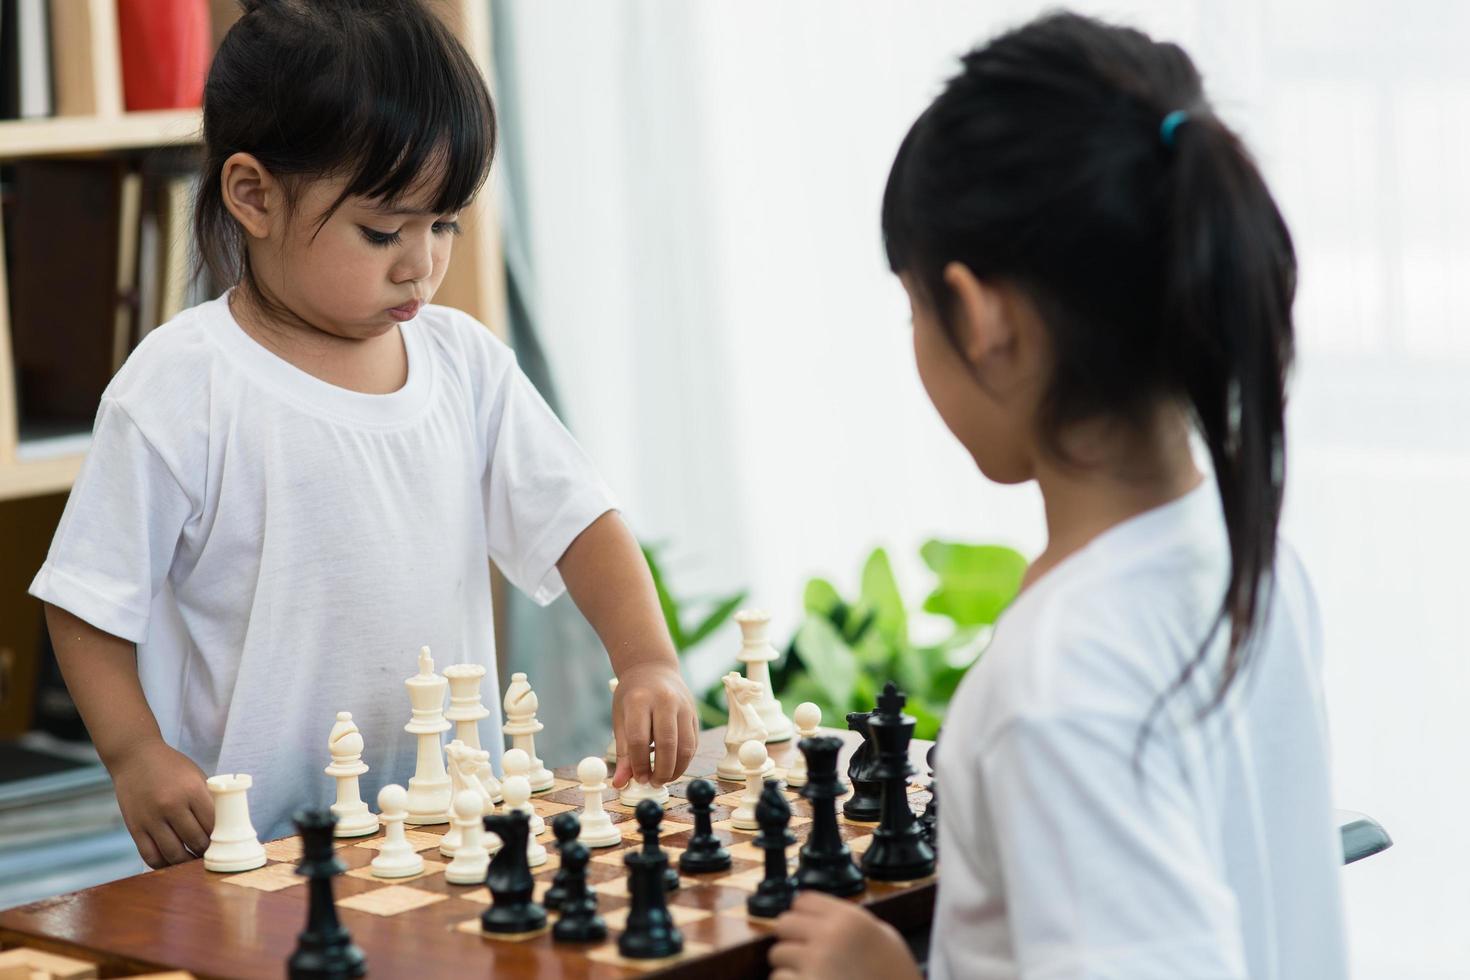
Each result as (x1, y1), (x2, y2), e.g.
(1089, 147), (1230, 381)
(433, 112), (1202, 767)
(769, 13), (1345, 980)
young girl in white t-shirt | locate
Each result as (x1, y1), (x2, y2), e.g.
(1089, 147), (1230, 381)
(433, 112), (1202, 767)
(770, 13), (1347, 980)
(32, 0), (697, 865)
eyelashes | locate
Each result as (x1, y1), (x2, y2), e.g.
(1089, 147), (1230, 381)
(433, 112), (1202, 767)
(359, 220), (463, 248)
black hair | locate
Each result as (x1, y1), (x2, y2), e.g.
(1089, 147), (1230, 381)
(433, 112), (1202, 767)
(882, 12), (1295, 721)
(195, 0), (496, 288)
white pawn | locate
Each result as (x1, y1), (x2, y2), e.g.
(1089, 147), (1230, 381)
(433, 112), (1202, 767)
(502, 672), (555, 792)
(371, 784), (424, 878)
(503, 775), (547, 867)
(203, 773), (267, 872)
(500, 748), (545, 836)
(786, 702), (822, 788)
(731, 739), (769, 830)
(325, 712), (379, 837)
(445, 790), (492, 884)
(618, 754), (671, 807)
(576, 756), (622, 848)
(604, 677), (620, 764)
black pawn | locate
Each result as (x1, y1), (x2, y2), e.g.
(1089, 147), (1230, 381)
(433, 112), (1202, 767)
(544, 813), (579, 911)
(747, 779), (797, 918)
(678, 778), (732, 874)
(288, 808), (366, 980)
(635, 796), (679, 892)
(618, 799), (684, 960)
(550, 813), (607, 943)
(860, 683), (935, 881)
(480, 809), (547, 935)
(794, 735), (865, 897)
(842, 710), (883, 823)
(918, 741), (939, 854)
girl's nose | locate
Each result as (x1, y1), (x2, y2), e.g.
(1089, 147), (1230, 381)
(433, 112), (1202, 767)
(392, 236), (434, 284)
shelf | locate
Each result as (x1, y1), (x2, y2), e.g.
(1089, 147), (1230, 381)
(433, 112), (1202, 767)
(0, 109), (202, 160)
(0, 454), (85, 502)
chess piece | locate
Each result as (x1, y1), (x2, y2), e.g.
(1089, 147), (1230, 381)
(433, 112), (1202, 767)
(786, 702), (821, 788)
(441, 740), (494, 858)
(550, 813), (607, 942)
(617, 800), (684, 960)
(288, 808), (366, 979)
(861, 683), (936, 881)
(918, 741), (939, 854)
(445, 790), (493, 884)
(404, 646), (452, 824)
(444, 663), (503, 803)
(576, 756), (623, 848)
(481, 809), (547, 935)
(618, 769), (671, 808)
(717, 671), (774, 780)
(502, 672), (555, 792)
(794, 735), (866, 896)
(503, 775), (548, 867)
(842, 710), (883, 823)
(324, 712), (378, 838)
(747, 780), (797, 917)
(733, 609), (793, 741)
(678, 778), (732, 874)
(500, 751), (546, 838)
(203, 773), (267, 872)
(731, 739), (768, 830)
(604, 677), (620, 764)
(371, 784), (424, 878)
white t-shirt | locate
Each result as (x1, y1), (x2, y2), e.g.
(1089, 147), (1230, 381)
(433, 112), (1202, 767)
(931, 481), (1347, 980)
(31, 293), (616, 840)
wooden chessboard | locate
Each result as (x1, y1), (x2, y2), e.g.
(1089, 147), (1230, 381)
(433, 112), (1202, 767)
(0, 727), (935, 978)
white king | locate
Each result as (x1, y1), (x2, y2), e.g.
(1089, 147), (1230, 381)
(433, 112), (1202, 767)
(403, 646), (452, 824)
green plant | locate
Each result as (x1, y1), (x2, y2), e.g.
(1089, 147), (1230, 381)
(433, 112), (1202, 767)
(642, 543), (748, 727)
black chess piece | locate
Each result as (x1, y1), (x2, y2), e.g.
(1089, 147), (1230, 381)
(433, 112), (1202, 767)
(918, 740), (939, 855)
(861, 682), (936, 881)
(633, 796), (680, 892)
(480, 809), (548, 935)
(287, 808), (366, 980)
(618, 799), (684, 959)
(842, 710), (883, 823)
(747, 779), (797, 918)
(794, 735), (866, 897)
(544, 812), (579, 911)
(678, 777), (732, 874)
(550, 813), (607, 943)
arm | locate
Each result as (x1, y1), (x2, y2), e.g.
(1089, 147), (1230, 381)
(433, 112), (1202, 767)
(44, 603), (213, 868)
(556, 511), (697, 787)
(770, 892), (922, 980)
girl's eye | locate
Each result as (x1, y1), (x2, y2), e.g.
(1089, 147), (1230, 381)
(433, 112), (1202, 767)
(433, 220), (462, 236)
(360, 227), (402, 247)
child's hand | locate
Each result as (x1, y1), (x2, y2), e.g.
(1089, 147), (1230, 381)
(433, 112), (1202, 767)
(110, 739), (215, 869)
(611, 662), (699, 788)
(769, 892), (921, 980)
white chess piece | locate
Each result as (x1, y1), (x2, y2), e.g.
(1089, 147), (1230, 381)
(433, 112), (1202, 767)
(732, 740), (769, 830)
(718, 671), (774, 780)
(618, 753), (671, 807)
(371, 784), (424, 878)
(444, 790), (492, 884)
(576, 756), (622, 848)
(404, 646), (452, 824)
(502, 672), (555, 792)
(443, 662), (503, 804)
(604, 677), (619, 764)
(500, 748), (546, 836)
(441, 740), (491, 858)
(734, 609), (793, 742)
(325, 711), (379, 837)
(502, 775), (547, 867)
(203, 773), (267, 872)
(786, 701), (822, 788)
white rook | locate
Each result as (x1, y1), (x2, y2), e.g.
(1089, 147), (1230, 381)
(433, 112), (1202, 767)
(203, 773), (267, 872)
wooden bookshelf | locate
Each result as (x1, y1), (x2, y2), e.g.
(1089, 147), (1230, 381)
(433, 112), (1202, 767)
(0, 109), (202, 160)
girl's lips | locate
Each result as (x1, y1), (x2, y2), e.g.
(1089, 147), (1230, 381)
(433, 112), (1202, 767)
(387, 301), (421, 321)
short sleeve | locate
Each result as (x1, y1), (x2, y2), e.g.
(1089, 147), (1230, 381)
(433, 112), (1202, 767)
(29, 399), (194, 643)
(480, 364), (617, 605)
(979, 711), (1250, 980)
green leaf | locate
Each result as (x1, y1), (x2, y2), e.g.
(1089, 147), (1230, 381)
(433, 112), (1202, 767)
(642, 545), (688, 650)
(684, 591), (748, 650)
(921, 540), (1027, 627)
(907, 697), (944, 741)
(695, 700), (727, 729)
(803, 578), (843, 617)
(860, 548), (908, 647)
(793, 614), (859, 710)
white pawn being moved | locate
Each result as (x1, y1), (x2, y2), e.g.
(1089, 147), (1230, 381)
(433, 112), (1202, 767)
(502, 775), (548, 867)
(731, 739), (770, 830)
(371, 784), (424, 878)
(203, 773), (267, 872)
(502, 672), (554, 792)
(785, 701), (822, 788)
(718, 671), (775, 781)
(618, 753), (670, 807)
(576, 756), (622, 848)
(500, 748), (545, 836)
(445, 790), (495, 885)
(325, 711), (379, 837)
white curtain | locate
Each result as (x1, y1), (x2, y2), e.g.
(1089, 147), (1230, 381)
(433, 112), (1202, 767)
(497, 2), (1470, 975)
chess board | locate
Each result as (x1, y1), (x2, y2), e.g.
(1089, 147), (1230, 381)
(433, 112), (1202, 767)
(0, 728), (935, 979)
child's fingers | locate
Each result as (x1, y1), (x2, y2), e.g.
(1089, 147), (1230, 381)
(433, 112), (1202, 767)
(173, 806), (212, 857)
(149, 820), (193, 866)
(651, 705), (679, 785)
(673, 704), (697, 779)
(623, 703), (653, 784)
(188, 779), (215, 836)
(768, 939), (809, 969)
(769, 970), (801, 980)
(771, 907), (824, 940)
(131, 825), (165, 870)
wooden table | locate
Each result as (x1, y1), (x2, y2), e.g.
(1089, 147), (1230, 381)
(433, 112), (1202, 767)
(0, 726), (935, 978)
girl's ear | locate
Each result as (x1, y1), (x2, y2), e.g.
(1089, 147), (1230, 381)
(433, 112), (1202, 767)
(941, 261), (1015, 370)
(220, 152), (278, 239)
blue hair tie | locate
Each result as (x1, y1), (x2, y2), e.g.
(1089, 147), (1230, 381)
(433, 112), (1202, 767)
(1160, 109), (1190, 148)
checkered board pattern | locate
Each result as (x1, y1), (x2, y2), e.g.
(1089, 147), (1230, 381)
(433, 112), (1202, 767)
(220, 768), (934, 976)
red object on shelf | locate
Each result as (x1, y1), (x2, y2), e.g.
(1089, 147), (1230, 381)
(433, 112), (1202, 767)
(116, 0), (210, 111)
